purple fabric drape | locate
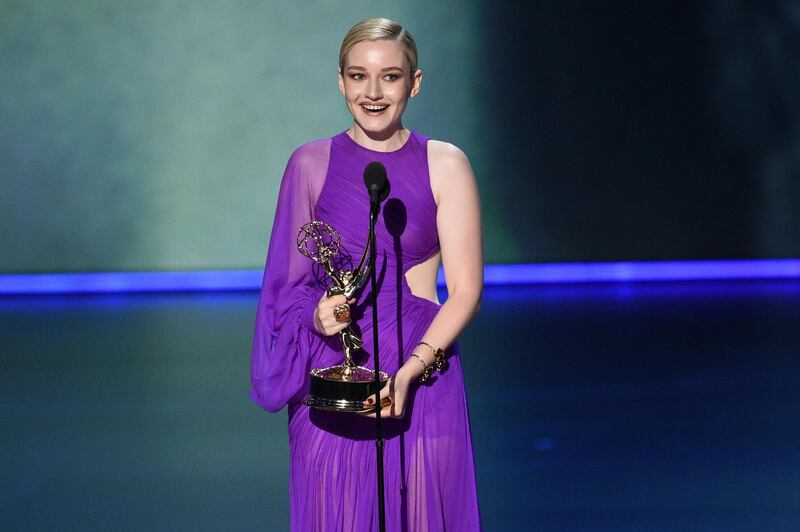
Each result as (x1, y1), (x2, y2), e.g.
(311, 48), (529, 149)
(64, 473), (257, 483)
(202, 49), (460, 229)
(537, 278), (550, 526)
(250, 139), (330, 412)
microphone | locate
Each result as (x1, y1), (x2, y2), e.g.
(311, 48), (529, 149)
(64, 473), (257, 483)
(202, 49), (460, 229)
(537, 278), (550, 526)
(364, 161), (390, 206)
(362, 159), (390, 531)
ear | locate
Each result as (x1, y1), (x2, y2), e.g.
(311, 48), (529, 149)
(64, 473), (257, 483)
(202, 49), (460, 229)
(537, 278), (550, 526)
(338, 68), (345, 96)
(409, 69), (423, 98)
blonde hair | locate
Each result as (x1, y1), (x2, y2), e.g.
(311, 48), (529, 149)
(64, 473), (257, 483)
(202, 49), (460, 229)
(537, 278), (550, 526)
(339, 18), (418, 74)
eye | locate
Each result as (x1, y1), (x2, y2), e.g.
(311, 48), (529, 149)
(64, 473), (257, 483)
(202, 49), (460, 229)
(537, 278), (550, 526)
(349, 73), (365, 81)
(384, 73), (400, 81)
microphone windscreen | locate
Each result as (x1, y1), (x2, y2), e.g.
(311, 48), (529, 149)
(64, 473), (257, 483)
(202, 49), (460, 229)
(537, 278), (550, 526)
(363, 161), (390, 203)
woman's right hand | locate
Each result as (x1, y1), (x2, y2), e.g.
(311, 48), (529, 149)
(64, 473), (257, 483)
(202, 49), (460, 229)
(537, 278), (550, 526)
(313, 293), (356, 336)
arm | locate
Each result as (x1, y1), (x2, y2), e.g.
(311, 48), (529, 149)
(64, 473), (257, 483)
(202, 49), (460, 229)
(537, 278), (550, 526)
(365, 141), (483, 417)
(398, 140), (483, 380)
(250, 140), (330, 412)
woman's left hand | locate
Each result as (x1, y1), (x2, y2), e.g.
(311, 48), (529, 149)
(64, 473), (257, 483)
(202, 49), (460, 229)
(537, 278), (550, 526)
(359, 369), (413, 419)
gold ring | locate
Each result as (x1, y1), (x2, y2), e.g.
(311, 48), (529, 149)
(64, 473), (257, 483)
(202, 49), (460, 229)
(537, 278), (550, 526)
(333, 303), (350, 323)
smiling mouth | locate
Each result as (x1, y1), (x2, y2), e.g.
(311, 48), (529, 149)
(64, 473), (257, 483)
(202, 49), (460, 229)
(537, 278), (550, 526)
(360, 104), (389, 113)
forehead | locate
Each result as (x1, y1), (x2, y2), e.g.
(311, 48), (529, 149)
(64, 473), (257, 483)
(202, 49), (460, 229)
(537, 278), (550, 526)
(345, 39), (406, 69)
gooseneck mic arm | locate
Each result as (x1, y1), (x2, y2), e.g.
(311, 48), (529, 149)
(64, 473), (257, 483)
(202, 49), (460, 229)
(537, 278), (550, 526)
(363, 161), (390, 532)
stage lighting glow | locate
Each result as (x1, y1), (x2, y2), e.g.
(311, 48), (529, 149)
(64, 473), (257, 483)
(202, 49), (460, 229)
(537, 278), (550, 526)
(478, 259), (800, 285)
(0, 259), (798, 294)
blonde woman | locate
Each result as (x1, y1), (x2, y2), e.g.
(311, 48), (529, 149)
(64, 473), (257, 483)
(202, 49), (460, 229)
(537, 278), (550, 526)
(251, 18), (482, 531)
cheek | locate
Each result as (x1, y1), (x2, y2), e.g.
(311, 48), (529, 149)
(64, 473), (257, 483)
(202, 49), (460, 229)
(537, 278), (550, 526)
(388, 85), (410, 104)
(341, 81), (358, 99)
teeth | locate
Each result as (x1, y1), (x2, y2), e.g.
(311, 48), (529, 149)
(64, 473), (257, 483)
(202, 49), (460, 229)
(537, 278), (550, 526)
(362, 104), (387, 111)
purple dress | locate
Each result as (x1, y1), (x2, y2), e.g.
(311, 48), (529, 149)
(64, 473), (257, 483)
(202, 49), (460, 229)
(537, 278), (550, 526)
(251, 130), (481, 531)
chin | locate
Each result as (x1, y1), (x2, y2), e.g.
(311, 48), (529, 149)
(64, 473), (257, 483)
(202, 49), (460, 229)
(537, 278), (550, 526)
(358, 123), (392, 136)
(355, 117), (401, 137)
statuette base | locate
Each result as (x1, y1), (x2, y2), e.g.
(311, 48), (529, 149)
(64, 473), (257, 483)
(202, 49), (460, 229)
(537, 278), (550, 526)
(304, 365), (390, 412)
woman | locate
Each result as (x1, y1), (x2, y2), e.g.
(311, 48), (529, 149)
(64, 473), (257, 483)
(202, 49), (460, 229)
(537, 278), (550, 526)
(251, 18), (483, 531)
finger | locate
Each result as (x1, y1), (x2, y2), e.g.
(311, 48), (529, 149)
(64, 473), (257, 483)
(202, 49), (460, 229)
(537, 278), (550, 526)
(363, 378), (393, 407)
(327, 294), (347, 305)
(320, 316), (350, 336)
(360, 402), (396, 419)
(363, 392), (384, 409)
(359, 399), (393, 418)
(322, 322), (342, 336)
(331, 321), (350, 334)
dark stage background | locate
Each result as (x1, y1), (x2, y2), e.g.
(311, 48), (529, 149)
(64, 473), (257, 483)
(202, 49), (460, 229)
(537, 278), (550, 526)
(480, 0), (800, 262)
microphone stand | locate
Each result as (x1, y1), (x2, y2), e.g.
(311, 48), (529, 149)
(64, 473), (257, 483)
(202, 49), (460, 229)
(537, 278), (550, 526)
(368, 198), (387, 532)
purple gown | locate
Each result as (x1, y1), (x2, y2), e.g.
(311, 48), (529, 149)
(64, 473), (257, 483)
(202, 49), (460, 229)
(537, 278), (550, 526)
(251, 130), (481, 531)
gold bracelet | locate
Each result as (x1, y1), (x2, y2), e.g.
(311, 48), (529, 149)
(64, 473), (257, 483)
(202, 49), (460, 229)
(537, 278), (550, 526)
(409, 353), (427, 370)
(416, 341), (446, 382)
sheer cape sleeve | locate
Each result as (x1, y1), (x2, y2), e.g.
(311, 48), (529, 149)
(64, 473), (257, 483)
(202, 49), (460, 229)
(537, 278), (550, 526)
(250, 139), (330, 412)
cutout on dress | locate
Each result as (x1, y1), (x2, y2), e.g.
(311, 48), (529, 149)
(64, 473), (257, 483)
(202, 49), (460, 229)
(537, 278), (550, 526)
(405, 252), (441, 305)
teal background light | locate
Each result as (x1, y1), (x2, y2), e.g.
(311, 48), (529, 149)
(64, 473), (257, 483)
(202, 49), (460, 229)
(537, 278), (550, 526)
(5, 2), (798, 274)
(1, 1), (490, 273)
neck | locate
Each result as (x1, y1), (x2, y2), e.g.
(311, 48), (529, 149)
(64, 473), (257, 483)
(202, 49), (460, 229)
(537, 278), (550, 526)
(348, 124), (409, 152)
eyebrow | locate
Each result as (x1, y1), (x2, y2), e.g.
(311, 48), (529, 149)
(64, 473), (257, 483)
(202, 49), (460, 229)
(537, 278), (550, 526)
(346, 66), (404, 72)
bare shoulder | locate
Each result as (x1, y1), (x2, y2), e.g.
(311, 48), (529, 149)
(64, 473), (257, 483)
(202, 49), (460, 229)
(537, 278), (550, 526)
(428, 139), (470, 169)
(426, 140), (476, 204)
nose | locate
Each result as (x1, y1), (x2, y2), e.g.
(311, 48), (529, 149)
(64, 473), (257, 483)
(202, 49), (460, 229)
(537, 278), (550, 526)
(366, 77), (382, 100)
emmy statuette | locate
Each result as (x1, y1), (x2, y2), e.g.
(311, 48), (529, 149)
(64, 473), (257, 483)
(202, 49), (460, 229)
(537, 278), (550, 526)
(296, 220), (389, 412)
